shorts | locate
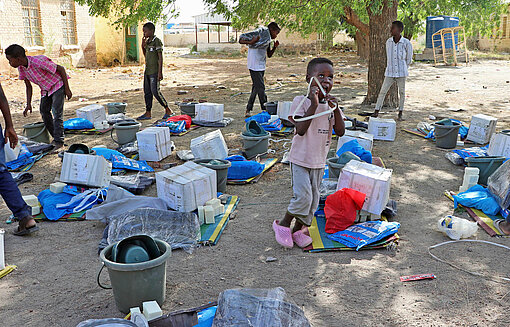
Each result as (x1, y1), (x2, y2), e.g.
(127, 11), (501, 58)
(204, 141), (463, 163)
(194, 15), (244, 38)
(287, 163), (324, 226)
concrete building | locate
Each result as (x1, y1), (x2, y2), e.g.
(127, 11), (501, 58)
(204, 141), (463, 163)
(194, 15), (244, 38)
(478, 3), (510, 52)
(0, 0), (96, 71)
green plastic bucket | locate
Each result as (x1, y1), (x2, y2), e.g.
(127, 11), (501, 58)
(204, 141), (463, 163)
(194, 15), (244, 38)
(242, 133), (271, 159)
(434, 121), (461, 149)
(179, 102), (197, 118)
(23, 122), (50, 144)
(194, 159), (232, 193)
(465, 156), (506, 186)
(111, 121), (141, 145)
(98, 238), (171, 313)
(106, 102), (127, 114)
(326, 157), (345, 179)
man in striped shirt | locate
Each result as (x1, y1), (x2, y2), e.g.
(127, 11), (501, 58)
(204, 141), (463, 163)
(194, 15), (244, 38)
(372, 21), (413, 121)
(5, 44), (72, 150)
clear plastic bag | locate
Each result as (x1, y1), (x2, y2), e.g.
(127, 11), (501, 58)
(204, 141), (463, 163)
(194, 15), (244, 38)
(110, 173), (155, 195)
(107, 208), (200, 253)
(212, 288), (311, 327)
(488, 160), (510, 209)
(319, 178), (338, 199)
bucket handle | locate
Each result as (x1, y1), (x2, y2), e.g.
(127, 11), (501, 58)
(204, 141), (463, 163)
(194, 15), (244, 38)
(23, 125), (47, 141)
(96, 263), (112, 289)
(110, 127), (122, 145)
(483, 159), (496, 175)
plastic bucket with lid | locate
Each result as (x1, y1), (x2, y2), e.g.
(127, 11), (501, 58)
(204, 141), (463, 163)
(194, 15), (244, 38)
(242, 133), (271, 159)
(111, 121), (141, 145)
(326, 157), (345, 179)
(23, 122), (50, 144)
(106, 102), (127, 114)
(97, 238), (171, 313)
(434, 121), (461, 149)
(194, 159), (232, 193)
(465, 156), (506, 186)
(179, 102), (197, 118)
(264, 102), (278, 115)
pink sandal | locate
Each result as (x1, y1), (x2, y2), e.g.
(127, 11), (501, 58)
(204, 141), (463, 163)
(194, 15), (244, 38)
(273, 220), (294, 248)
(292, 229), (312, 248)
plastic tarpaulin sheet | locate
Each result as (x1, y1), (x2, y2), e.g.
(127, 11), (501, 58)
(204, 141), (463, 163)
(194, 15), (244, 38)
(107, 208), (200, 253)
(212, 287), (311, 327)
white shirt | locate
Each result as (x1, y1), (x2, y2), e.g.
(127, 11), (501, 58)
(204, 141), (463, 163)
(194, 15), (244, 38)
(247, 47), (267, 71)
(384, 37), (413, 77)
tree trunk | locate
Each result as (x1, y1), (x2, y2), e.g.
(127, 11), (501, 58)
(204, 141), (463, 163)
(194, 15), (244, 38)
(362, 0), (398, 107)
(356, 31), (369, 60)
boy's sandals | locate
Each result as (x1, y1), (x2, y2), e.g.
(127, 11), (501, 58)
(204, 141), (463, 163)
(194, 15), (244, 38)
(494, 219), (510, 236)
(137, 114), (151, 121)
(245, 110), (252, 118)
(273, 220), (294, 248)
(13, 216), (39, 236)
(292, 229), (312, 248)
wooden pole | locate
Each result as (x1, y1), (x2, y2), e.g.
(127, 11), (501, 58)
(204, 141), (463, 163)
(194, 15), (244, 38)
(207, 24), (210, 43)
(195, 23), (198, 50)
(218, 24), (220, 43)
(227, 25), (230, 42)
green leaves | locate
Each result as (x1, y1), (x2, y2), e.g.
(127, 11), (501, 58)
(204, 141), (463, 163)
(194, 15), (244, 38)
(75, 0), (176, 26)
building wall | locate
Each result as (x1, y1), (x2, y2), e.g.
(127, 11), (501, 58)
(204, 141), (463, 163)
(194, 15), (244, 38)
(95, 18), (165, 66)
(478, 5), (510, 51)
(0, 0), (96, 73)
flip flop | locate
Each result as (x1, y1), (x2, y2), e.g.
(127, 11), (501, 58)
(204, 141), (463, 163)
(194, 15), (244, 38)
(136, 115), (151, 121)
(13, 224), (39, 236)
(493, 219), (510, 236)
(162, 113), (175, 120)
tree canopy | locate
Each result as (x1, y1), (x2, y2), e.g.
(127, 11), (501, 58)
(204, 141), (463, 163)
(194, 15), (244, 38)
(75, 0), (176, 26)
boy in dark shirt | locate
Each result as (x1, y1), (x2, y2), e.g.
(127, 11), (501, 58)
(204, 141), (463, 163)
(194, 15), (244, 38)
(137, 22), (173, 120)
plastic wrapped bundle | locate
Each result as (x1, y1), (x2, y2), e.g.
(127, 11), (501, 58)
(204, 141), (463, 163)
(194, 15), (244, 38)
(107, 208), (200, 253)
(488, 160), (510, 210)
(239, 27), (271, 49)
(212, 287), (311, 327)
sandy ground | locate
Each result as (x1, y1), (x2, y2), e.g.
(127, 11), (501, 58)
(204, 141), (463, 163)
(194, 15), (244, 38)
(0, 50), (510, 326)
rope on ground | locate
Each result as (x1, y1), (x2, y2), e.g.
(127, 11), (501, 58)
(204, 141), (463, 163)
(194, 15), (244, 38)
(428, 239), (510, 283)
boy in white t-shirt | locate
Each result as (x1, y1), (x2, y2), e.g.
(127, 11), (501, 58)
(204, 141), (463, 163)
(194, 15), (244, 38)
(239, 22), (281, 117)
(273, 58), (346, 248)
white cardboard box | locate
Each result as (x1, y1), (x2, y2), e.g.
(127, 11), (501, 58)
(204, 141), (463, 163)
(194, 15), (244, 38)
(368, 117), (396, 141)
(137, 127), (172, 162)
(336, 130), (374, 152)
(467, 114), (498, 144)
(337, 160), (393, 215)
(156, 161), (217, 212)
(76, 104), (107, 124)
(60, 153), (111, 188)
(190, 129), (228, 160)
(195, 103), (224, 122)
(488, 132), (510, 157)
(277, 101), (293, 120)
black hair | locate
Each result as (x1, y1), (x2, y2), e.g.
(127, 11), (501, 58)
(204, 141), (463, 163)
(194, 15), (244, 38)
(5, 44), (26, 58)
(307, 58), (334, 75)
(143, 22), (156, 32)
(392, 20), (404, 31)
(268, 22), (281, 32)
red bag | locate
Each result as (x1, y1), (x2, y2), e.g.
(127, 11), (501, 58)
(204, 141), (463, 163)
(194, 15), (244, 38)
(166, 115), (192, 129)
(324, 188), (366, 234)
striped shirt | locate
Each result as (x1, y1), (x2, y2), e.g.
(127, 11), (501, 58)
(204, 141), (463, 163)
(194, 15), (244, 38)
(384, 37), (413, 78)
(18, 55), (63, 96)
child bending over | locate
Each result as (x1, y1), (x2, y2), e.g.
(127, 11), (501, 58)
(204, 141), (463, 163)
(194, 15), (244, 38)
(273, 58), (345, 248)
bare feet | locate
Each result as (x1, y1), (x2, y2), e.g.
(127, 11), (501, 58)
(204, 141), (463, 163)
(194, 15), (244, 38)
(371, 110), (380, 118)
(51, 141), (65, 154)
(164, 107), (174, 115)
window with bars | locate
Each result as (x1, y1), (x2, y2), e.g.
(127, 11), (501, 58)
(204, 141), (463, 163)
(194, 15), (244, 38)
(61, 0), (77, 45)
(21, 0), (43, 47)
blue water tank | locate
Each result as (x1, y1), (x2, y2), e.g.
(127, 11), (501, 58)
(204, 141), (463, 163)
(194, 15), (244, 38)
(426, 16), (460, 49)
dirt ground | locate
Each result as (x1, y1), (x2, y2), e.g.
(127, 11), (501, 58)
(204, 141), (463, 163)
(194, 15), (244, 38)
(0, 49), (510, 326)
